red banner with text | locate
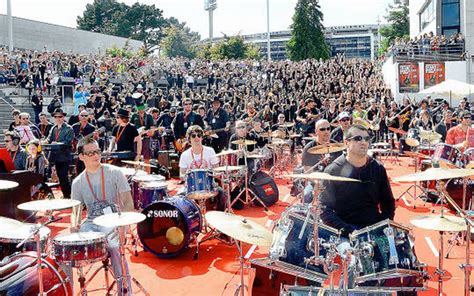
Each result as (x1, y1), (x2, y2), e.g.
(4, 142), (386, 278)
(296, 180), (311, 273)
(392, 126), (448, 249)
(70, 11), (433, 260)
(399, 63), (420, 93)
(424, 62), (445, 88)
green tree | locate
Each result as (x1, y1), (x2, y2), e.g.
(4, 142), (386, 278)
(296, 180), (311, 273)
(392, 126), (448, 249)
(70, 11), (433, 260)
(379, 2), (409, 55)
(160, 26), (197, 59)
(201, 35), (261, 60)
(287, 0), (329, 61)
(77, 0), (168, 52)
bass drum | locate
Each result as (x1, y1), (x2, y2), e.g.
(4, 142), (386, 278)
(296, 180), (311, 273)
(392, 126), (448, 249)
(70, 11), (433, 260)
(445, 178), (474, 210)
(0, 252), (72, 295)
(250, 171), (279, 207)
(137, 196), (202, 258)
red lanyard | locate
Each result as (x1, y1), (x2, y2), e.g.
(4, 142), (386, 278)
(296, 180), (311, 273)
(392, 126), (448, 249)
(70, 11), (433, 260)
(139, 115), (144, 127)
(79, 123), (86, 136)
(85, 166), (106, 202)
(11, 150), (18, 163)
(191, 147), (204, 168)
(40, 124), (47, 136)
(116, 124), (127, 143)
(55, 126), (61, 142)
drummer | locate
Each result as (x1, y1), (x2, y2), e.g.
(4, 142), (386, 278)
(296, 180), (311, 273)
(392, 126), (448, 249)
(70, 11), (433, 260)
(446, 110), (474, 152)
(178, 125), (226, 211)
(330, 112), (351, 143)
(69, 137), (134, 294)
(228, 120), (257, 152)
(4, 130), (27, 170)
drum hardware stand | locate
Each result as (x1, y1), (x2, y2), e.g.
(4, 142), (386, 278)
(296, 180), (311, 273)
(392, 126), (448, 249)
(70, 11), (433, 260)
(77, 255), (114, 296)
(396, 151), (429, 209)
(386, 133), (401, 165)
(231, 145), (269, 211)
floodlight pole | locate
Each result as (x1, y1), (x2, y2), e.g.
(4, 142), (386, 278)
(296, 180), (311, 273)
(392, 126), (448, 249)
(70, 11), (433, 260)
(7, 0), (13, 51)
(266, 0), (271, 61)
(209, 9), (214, 45)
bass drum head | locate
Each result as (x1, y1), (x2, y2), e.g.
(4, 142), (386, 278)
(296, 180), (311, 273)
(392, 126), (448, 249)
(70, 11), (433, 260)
(249, 171), (279, 207)
(138, 196), (202, 258)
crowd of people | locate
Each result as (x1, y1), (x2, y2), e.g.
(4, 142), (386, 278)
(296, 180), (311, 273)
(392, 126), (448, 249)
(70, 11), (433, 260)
(387, 31), (465, 59)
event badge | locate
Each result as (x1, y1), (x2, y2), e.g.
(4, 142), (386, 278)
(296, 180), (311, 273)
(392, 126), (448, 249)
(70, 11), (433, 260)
(183, 122), (188, 128)
(212, 118), (216, 124)
(102, 206), (113, 215)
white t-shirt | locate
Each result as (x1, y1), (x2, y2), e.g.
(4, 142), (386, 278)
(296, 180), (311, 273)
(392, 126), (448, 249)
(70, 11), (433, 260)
(179, 146), (218, 170)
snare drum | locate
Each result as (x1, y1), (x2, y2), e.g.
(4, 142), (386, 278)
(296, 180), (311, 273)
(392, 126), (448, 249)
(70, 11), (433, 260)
(136, 181), (168, 209)
(432, 143), (463, 168)
(186, 169), (217, 199)
(405, 128), (420, 147)
(0, 224), (51, 260)
(0, 252), (72, 295)
(350, 219), (423, 282)
(52, 232), (107, 267)
(138, 196), (202, 258)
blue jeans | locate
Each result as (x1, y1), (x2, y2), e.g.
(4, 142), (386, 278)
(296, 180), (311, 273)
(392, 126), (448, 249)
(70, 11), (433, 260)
(61, 221), (132, 295)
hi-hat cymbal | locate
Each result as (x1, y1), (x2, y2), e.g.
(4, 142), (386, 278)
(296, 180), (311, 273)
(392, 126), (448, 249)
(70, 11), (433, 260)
(0, 216), (24, 231)
(410, 214), (467, 231)
(0, 180), (19, 191)
(282, 172), (360, 182)
(393, 167), (474, 183)
(121, 160), (157, 168)
(93, 212), (146, 228)
(419, 130), (442, 142)
(18, 199), (81, 211)
(215, 149), (239, 157)
(213, 165), (245, 172)
(308, 143), (346, 155)
(205, 211), (273, 246)
(232, 139), (257, 146)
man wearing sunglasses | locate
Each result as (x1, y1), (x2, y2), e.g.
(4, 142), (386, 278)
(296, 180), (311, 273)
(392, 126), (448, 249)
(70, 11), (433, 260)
(68, 137), (134, 295)
(330, 112), (351, 143)
(172, 98), (204, 152)
(446, 110), (474, 151)
(46, 108), (74, 199)
(4, 130), (27, 170)
(178, 125), (226, 211)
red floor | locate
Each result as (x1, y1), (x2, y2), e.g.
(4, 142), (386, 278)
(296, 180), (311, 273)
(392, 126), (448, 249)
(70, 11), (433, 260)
(44, 157), (472, 295)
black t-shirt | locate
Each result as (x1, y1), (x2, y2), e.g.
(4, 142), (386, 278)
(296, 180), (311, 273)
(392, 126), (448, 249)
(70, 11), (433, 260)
(112, 123), (138, 152)
(319, 155), (395, 233)
(330, 126), (344, 143)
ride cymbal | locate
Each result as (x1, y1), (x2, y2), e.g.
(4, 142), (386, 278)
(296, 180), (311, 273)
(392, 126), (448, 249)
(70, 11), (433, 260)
(93, 212), (146, 228)
(0, 180), (19, 191)
(393, 168), (474, 182)
(232, 139), (257, 146)
(410, 214), (467, 231)
(205, 211), (273, 246)
(215, 149), (240, 157)
(18, 199), (81, 211)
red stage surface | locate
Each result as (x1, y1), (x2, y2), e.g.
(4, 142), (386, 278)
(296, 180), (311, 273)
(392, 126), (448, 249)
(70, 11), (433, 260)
(46, 156), (471, 295)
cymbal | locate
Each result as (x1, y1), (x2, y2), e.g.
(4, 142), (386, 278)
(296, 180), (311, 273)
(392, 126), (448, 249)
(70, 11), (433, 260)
(410, 214), (467, 231)
(393, 167), (474, 183)
(247, 154), (267, 159)
(213, 165), (245, 172)
(308, 143), (346, 155)
(269, 139), (288, 145)
(93, 212), (146, 228)
(279, 122), (295, 128)
(388, 127), (406, 135)
(118, 167), (147, 176)
(282, 172), (360, 182)
(466, 162), (474, 169)
(405, 138), (420, 147)
(0, 180), (19, 191)
(419, 130), (442, 142)
(132, 174), (166, 182)
(205, 211), (273, 246)
(232, 139), (257, 146)
(0, 216), (24, 231)
(18, 199), (81, 211)
(215, 149), (239, 157)
(121, 160), (157, 168)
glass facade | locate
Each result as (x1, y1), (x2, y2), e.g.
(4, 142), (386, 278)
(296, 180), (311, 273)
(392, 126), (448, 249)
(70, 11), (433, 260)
(441, 0), (460, 36)
(420, 0), (435, 30)
(326, 36), (372, 59)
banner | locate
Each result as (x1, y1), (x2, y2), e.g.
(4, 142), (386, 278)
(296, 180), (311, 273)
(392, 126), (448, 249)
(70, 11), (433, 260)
(398, 63), (420, 93)
(424, 62), (445, 88)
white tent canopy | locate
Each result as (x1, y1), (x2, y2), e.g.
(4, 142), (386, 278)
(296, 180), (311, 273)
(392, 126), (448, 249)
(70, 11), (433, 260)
(419, 79), (474, 106)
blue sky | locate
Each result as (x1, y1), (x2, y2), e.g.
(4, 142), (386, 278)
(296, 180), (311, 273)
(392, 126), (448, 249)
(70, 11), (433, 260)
(1, 0), (393, 39)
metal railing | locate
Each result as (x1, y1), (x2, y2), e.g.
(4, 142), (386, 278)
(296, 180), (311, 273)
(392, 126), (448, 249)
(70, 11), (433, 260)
(387, 42), (465, 62)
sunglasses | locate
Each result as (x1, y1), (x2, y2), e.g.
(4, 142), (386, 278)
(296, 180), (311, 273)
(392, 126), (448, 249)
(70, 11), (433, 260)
(236, 126), (246, 129)
(340, 118), (350, 122)
(184, 103), (192, 106)
(82, 149), (101, 157)
(319, 127), (331, 131)
(463, 116), (471, 119)
(54, 115), (64, 118)
(190, 133), (203, 138)
(348, 135), (371, 142)
(5, 140), (11, 143)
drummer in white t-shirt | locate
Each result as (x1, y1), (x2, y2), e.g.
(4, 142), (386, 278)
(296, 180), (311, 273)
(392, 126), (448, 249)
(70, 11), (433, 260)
(179, 125), (226, 210)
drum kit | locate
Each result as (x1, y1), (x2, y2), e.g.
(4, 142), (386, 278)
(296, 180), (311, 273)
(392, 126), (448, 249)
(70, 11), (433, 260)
(0, 195), (149, 296)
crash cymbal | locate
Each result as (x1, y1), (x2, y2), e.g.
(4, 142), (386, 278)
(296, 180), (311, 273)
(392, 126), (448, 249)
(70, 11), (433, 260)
(0, 180), (19, 191)
(247, 154), (267, 159)
(18, 199), (81, 211)
(388, 127), (407, 135)
(213, 165), (245, 172)
(118, 167), (147, 176)
(232, 139), (257, 146)
(93, 212), (146, 228)
(121, 160), (157, 168)
(282, 172), (360, 182)
(205, 211), (273, 246)
(419, 130), (442, 142)
(215, 149), (239, 157)
(410, 214), (467, 232)
(308, 143), (346, 155)
(393, 167), (474, 183)
(0, 216), (24, 231)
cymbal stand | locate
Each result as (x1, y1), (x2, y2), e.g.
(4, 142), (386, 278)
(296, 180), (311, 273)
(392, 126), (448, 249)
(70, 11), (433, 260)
(396, 151), (429, 208)
(231, 145), (268, 211)
(77, 255), (113, 296)
(107, 225), (150, 296)
(386, 133), (401, 165)
(445, 176), (470, 258)
(234, 240), (248, 296)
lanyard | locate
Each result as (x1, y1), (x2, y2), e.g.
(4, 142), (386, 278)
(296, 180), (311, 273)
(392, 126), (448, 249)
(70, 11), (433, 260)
(116, 124), (127, 143)
(191, 147), (204, 168)
(85, 166), (106, 202)
(139, 115), (144, 127)
(40, 124), (47, 137)
(79, 123), (86, 136)
(55, 126), (61, 142)
(11, 150), (18, 163)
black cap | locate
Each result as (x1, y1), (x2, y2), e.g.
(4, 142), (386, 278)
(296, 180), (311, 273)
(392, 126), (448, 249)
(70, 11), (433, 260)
(116, 108), (130, 118)
(52, 108), (67, 116)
